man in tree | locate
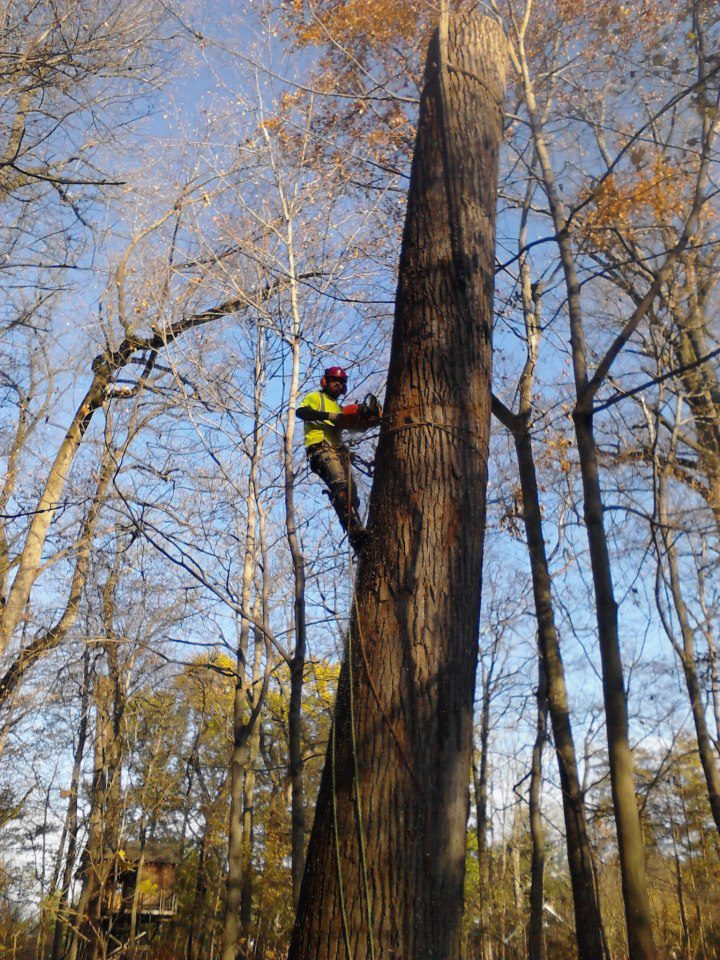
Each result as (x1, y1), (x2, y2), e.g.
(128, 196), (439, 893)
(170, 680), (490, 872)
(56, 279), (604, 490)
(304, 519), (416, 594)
(296, 366), (378, 552)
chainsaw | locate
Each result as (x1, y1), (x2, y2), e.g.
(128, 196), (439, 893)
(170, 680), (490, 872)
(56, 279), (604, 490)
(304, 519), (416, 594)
(340, 393), (382, 430)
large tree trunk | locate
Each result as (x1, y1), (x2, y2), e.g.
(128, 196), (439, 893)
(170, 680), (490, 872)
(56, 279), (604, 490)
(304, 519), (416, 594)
(287, 13), (505, 960)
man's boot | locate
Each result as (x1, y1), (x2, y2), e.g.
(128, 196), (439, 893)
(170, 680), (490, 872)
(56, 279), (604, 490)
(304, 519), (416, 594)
(331, 487), (367, 554)
(347, 511), (367, 554)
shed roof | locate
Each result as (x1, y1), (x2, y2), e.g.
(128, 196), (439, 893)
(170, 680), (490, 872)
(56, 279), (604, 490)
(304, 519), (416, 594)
(122, 841), (180, 865)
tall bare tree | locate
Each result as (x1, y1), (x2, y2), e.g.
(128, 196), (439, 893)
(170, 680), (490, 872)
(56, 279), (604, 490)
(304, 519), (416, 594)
(288, 12), (506, 959)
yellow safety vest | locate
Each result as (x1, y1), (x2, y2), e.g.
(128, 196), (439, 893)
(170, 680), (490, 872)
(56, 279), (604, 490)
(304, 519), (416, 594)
(299, 390), (342, 449)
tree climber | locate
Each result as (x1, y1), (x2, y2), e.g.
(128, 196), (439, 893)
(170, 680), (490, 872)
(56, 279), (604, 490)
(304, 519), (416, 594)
(296, 366), (381, 553)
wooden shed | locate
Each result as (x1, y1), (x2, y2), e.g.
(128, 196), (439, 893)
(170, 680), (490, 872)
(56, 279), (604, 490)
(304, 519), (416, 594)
(110, 841), (180, 919)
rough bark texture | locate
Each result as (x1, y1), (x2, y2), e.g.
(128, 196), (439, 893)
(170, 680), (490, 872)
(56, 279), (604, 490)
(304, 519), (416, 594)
(287, 13), (505, 960)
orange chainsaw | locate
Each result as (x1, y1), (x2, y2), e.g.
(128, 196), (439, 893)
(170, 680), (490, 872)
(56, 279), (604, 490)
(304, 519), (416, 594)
(339, 393), (382, 431)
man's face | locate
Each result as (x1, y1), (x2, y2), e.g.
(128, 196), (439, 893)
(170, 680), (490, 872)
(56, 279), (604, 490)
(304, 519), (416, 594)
(325, 377), (347, 399)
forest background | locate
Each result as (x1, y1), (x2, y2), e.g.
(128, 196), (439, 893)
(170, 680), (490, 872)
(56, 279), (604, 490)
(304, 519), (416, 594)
(1, 0), (719, 958)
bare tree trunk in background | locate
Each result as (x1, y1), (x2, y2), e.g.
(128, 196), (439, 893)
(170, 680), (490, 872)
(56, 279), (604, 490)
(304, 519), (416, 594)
(472, 754), (491, 960)
(220, 499), (257, 960)
(240, 594), (267, 952)
(671, 823), (690, 960)
(51, 650), (93, 960)
(221, 333), (266, 960)
(489, 420), (609, 960)
(67, 540), (129, 960)
(187, 771), (229, 960)
(573, 393), (656, 960)
(81, 593), (126, 960)
(68, 707), (106, 960)
(492, 226), (608, 956)
(71, 673), (123, 960)
(473, 656), (495, 960)
(656, 470), (720, 834)
(672, 307), (720, 534)
(515, 19), (659, 955)
(0, 441), (115, 714)
(257, 110), (313, 908)
(187, 821), (212, 960)
(528, 658), (548, 960)
(280, 213), (308, 908)
(288, 13), (506, 959)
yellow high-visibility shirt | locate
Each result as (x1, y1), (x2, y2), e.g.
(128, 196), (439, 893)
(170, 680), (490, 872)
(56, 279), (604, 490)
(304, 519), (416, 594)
(299, 390), (342, 448)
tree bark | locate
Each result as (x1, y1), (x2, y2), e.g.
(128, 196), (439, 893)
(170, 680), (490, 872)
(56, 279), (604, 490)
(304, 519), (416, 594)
(287, 13), (505, 960)
(187, 819), (212, 960)
(673, 306), (720, 535)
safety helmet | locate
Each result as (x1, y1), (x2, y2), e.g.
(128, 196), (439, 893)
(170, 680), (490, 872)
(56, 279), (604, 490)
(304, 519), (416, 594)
(321, 366), (348, 394)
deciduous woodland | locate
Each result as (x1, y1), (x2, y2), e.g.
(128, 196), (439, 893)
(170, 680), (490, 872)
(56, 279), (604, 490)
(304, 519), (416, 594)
(1, 1), (719, 959)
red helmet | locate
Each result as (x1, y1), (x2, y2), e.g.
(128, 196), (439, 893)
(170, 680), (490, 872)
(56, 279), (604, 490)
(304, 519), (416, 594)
(320, 366), (348, 395)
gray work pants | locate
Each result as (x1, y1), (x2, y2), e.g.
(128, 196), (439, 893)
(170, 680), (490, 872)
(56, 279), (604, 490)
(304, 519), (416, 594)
(307, 442), (363, 542)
